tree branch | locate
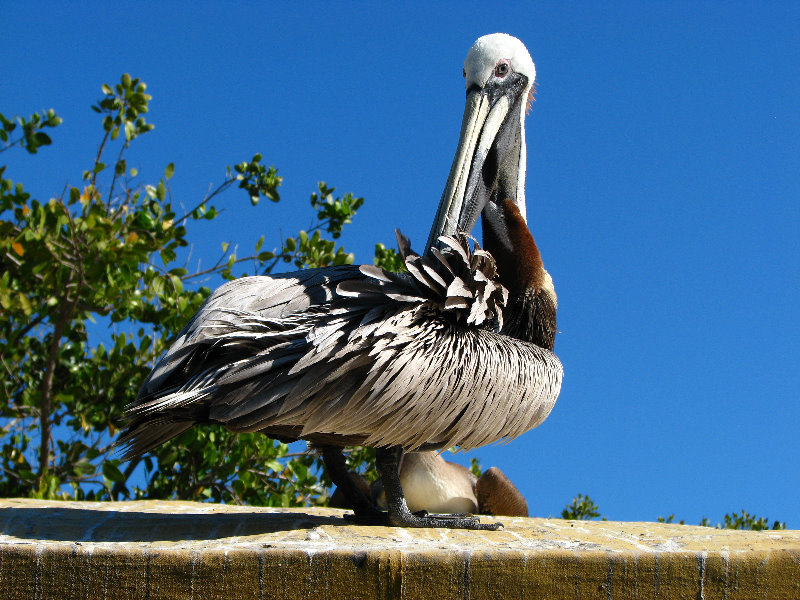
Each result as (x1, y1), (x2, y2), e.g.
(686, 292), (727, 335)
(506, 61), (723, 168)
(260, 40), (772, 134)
(173, 178), (235, 227)
(90, 129), (112, 188)
(106, 144), (127, 206)
(38, 201), (85, 485)
(5, 312), (47, 349)
(37, 301), (70, 482)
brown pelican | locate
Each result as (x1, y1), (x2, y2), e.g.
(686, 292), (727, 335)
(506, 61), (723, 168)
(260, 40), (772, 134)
(120, 33), (561, 530)
(475, 467), (529, 517)
(379, 452), (529, 517)
(399, 452), (480, 515)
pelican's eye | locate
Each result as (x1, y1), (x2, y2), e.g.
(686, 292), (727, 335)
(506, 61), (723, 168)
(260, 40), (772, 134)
(494, 60), (510, 78)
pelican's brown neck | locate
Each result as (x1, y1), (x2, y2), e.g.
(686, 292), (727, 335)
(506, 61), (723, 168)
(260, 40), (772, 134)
(482, 199), (543, 294)
(482, 198), (558, 350)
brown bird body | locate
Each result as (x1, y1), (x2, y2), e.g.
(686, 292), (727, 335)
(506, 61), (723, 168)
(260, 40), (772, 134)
(400, 452), (479, 515)
(399, 452), (529, 518)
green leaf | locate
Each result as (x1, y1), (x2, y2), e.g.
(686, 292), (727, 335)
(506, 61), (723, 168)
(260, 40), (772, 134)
(34, 132), (52, 146)
(124, 120), (136, 142)
(73, 461), (95, 476)
(169, 274), (183, 294)
(17, 291), (32, 315)
(266, 460), (283, 472)
(136, 208), (155, 229)
(102, 461), (126, 484)
(164, 162), (175, 180)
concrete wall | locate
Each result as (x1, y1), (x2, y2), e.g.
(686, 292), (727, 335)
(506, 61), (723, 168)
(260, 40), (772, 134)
(0, 499), (797, 599)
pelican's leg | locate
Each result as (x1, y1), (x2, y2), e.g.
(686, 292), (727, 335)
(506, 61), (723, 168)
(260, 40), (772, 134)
(376, 446), (502, 531)
(320, 446), (386, 524)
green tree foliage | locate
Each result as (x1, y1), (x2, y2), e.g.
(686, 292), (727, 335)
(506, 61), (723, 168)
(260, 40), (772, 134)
(0, 109), (62, 154)
(563, 496), (787, 530)
(561, 494), (603, 520)
(469, 457), (482, 478)
(0, 74), (381, 504)
(698, 510), (786, 531)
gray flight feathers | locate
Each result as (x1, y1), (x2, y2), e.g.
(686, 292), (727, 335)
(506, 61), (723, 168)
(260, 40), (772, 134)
(119, 233), (562, 458)
(338, 230), (508, 329)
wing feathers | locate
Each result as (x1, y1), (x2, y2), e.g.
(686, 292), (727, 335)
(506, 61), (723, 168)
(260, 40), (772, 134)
(120, 234), (561, 457)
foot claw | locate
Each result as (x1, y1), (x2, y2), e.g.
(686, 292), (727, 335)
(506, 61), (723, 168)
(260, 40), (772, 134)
(343, 510), (389, 526)
(344, 509), (502, 530)
(391, 513), (503, 530)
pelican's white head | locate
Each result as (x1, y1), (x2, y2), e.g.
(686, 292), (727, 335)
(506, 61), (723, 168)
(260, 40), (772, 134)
(425, 34), (537, 254)
(464, 33), (536, 93)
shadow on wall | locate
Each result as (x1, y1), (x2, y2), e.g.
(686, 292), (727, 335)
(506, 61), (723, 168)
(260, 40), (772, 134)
(0, 506), (342, 543)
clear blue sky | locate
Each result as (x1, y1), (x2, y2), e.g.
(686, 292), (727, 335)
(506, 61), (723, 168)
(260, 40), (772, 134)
(4, 2), (799, 525)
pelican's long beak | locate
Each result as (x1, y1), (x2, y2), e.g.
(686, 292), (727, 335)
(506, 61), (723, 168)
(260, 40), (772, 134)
(424, 74), (528, 255)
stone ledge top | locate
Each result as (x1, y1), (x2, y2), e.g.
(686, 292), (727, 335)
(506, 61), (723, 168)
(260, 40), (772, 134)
(1, 498), (797, 557)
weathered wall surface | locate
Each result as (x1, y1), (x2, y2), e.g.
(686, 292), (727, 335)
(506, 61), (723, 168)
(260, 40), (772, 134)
(0, 499), (797, 599)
